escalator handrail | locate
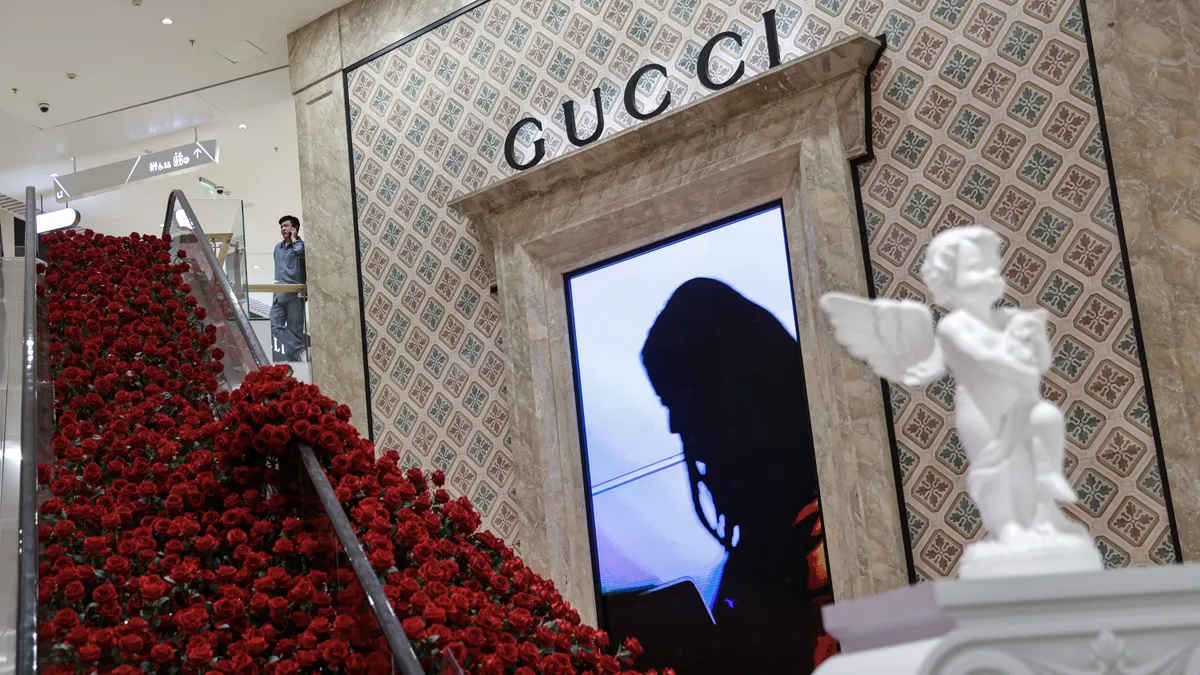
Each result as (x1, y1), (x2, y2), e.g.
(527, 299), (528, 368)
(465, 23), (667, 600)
(16, 186), (40, 675)
(163, 191), (270, 368)
(161, 190), (425, 675)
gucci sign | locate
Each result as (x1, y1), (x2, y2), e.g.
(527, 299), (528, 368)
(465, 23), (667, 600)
(503, 10), (785, 171)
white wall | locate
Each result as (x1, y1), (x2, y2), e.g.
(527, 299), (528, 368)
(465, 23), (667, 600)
(23, 96), (304, 264)
(0, 210), (13, 257)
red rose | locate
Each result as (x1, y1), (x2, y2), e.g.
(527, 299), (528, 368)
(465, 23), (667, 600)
(288, 580), (314, 603)
(213, 597), (244, 620)
(295, 650), (320, 669)
(175, 607), (208, 633)
(118, 633), (144, 655)
(77, 645), (101, 662)
(319, 639), (350, 666)
(52, 609), (79, 631)
(186, 642), (213, 665)
(63, 581), (85, 603)
(497, 644), (519, 663)
(422, 603), (447, 623)
(517, 641), (539, 663)
(267, 596), (289, 618)
(464, 626), (485, 647)
(509, 608), (533, 632)
(243, 636), (268, 655)
(540, 653), (573, 675)
(103, 555), (130, 576)
(192, 534), (218, 553)
(140, 575), (170, 601)
(150, 643), (175, 664)
(368, 548), (395, 570)
(98, 601), (122, 622)
(401, 617), (425, 639)
(490, 574), (510, 593)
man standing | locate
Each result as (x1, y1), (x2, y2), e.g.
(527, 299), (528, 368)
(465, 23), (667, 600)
(271, 215), (307, 362)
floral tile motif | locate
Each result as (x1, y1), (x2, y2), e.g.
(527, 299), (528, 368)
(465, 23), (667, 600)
(345, 0), (1171, 569)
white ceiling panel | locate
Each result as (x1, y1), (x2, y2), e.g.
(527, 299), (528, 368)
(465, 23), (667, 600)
(195, 68), (292, 115)
(0, 0), (346, 128)
(0, 93), (222, 173)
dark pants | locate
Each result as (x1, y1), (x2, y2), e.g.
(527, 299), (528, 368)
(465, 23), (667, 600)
(270, 293), (306, 362)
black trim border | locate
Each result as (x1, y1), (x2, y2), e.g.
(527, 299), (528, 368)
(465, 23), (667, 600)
(344, 0), (493, 74)
(1077, 0), (1183, 562)
(563, 199), (840, 631)
(342, 71), (378, 441)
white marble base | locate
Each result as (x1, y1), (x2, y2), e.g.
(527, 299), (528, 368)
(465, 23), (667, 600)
(959, 532), (1104, 580)
(816, 563), (1200, 675)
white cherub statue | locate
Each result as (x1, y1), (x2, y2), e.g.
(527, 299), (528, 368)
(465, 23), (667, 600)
(820, 226), (1102, 579)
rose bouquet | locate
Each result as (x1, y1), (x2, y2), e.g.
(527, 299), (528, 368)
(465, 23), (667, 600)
(36, 229), (671, 675)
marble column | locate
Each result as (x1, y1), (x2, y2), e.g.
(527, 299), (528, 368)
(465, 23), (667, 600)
(1086, 0), (1200, 560)
(292, 74), (371, 436)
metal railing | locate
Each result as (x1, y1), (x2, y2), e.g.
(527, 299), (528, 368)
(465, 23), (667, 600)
(16, 185), (46, 675)
(162, 190), (425, 675)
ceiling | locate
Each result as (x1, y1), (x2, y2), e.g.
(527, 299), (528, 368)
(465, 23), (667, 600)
(2, 87), (307, 246)
(0, 0), (345, 174)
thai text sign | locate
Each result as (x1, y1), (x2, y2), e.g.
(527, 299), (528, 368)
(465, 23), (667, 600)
(53, 139), (219, 203)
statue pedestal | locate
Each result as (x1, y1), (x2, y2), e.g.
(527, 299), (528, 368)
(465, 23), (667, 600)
(814, 563), (1200, 675)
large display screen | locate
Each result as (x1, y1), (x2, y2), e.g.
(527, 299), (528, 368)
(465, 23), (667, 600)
(565, 203), (836, 674)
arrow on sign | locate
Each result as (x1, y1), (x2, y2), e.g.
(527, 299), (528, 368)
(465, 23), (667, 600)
(193, 148), (203, 158)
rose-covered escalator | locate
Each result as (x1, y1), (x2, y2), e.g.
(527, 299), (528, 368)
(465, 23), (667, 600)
(9, 188), (669, 675)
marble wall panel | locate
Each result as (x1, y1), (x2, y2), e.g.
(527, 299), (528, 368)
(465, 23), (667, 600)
(322, 0), (1179, 576)
(289, 9), (343, 94)
(294, 74), (371, 434)
(1086, 0), (1200, 560)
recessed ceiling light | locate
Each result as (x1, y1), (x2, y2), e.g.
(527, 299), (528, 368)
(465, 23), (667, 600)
(253, 265), (260, 269)
(161, 17), (173, 24)
(238, 124), (247, 130)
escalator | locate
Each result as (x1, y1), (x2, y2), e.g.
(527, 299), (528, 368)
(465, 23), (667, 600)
(3, 188), (429, 675)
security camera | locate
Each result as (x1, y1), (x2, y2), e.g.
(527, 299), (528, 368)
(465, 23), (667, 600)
(38, 103), (49, 113)
(215, 186), (227, 195)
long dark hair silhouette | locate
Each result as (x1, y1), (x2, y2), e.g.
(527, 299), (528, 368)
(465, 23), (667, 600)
(641, 278), (821, 557)
(634, 277), (828, 674)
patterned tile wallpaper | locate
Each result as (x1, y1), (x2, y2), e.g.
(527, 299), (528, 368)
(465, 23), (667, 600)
(344, 0), (1177, 576)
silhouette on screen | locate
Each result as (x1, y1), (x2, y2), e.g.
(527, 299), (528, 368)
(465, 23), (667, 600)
(603, 278), (835, 674)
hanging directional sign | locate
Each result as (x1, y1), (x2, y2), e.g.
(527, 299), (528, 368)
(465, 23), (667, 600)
(53, 139), (219, 203)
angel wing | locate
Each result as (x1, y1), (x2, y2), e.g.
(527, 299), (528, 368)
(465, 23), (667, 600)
(991, 306), (1020, 329)
(819, 292), (942, 386)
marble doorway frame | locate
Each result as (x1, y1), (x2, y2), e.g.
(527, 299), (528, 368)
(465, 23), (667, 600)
(451, 34), (911, 622)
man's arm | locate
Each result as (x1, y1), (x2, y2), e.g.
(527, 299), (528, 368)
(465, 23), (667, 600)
(292, 237), (305, 256)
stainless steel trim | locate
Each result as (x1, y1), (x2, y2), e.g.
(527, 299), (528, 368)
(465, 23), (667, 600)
(163, 190), (269, 367)
(16, 186), (38, 675)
